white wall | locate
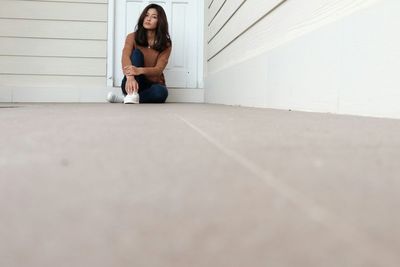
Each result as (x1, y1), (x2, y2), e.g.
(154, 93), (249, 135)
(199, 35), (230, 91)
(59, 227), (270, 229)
(204, 0), (400, 119)
(0, 0), (108, 102)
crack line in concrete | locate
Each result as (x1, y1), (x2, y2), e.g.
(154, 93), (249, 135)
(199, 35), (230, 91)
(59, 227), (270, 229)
(175, 113), (398, 264)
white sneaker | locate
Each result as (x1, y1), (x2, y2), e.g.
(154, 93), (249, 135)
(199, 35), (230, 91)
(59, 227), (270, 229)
(107, 92), (124, 103)
(124, 92), (139, 104)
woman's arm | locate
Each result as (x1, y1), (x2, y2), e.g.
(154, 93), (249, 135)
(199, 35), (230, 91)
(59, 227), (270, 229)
(137, 45), (172, 77)
(121, 33), (135, 75)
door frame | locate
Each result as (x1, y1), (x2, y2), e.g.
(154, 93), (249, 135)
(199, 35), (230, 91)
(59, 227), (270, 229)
(106, 0), (204, 88)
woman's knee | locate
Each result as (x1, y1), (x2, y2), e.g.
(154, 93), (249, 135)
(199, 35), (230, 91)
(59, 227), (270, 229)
(130, 49), (144, 67)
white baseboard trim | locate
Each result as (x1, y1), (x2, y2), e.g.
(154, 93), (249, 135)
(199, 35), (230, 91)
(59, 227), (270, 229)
(0, 86), (204, 103)
(167, 88), (204, 103)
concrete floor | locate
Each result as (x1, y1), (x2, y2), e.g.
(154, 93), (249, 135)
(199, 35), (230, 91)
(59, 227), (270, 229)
(1, 103), (400, 267)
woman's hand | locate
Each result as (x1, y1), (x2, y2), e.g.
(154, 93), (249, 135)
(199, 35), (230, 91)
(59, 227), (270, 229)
(123, 65), (143, 76)
(125, 76), (139, 94)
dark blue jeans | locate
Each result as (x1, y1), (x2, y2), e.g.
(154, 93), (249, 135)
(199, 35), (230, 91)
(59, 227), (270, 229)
(121, 49), (168, 103)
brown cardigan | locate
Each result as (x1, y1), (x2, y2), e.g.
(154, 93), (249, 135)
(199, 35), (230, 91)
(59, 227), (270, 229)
(121, 32), (172, 85)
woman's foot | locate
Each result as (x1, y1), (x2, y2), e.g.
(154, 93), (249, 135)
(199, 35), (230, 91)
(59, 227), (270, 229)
(124, 92), (140, 104)
(106, 92), (124, 103)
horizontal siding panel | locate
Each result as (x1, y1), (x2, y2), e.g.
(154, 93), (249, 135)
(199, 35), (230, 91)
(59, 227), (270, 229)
(0, 74), (106, 87)
(23, 0), (107, 3)
(207, 0), (284, 60)
(0, 37), (106, 57)
(207, 0), (225, 25)
(0, 0), (107, 21)
(208, 0), (244, 41)
(0, 19), (107, 40)
(207, 0), (377, 73)
(0, 56), (106, 76)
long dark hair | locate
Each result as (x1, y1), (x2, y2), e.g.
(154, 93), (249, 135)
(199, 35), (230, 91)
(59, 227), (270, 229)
(135, 4), (171, 52)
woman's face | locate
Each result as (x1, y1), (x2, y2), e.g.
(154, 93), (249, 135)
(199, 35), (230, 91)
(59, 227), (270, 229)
(143, 8), (158, 30)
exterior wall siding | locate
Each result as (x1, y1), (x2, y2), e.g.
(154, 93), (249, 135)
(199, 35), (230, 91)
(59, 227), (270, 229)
(0, 0), (108, 88)
(204, 0), (400, 119)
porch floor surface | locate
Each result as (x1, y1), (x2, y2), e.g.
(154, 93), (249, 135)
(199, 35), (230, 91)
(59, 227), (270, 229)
(1, 103), (400, 267)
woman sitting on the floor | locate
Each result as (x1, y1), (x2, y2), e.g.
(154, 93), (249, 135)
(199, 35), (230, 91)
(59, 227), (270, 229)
(107, 3), (172, 104)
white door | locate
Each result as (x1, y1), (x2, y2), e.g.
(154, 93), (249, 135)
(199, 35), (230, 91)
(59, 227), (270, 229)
(114, 0), (198, 88)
